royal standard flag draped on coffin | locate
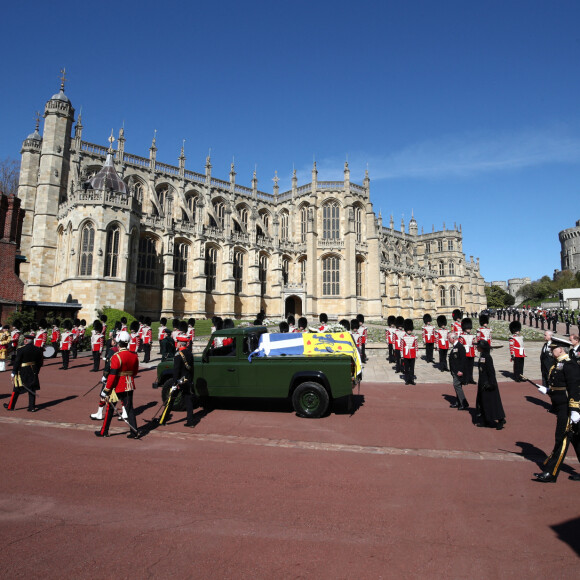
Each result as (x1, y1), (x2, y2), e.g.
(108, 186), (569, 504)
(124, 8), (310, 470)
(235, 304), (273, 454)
(249, 332), (362, 377)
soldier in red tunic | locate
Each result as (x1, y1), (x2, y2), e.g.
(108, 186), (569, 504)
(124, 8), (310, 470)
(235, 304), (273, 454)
(96, 331), (139, 438)
(142, 317), (153, 363)
(90, 320), (104, 372)
(452, 309), (463, 336)
(49, 320), (60, 358)
(509, 320), (525, 382)
(435, 315), (449, 372)
(33, 319), (48, 349)
(459, 318), (476, 384)
(394, 316), (405, 374)
(386, 315), (396, 363)
(59, 320), (73, 370)
(476, 314), (492, 345)
(422, 314), (435, 363)
(129, 320), (141, 353)
(401, 319), (417, 385)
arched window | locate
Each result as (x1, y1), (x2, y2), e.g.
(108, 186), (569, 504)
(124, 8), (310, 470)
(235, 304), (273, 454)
(300, 207), (308, 243)
(300, 258), (307, 284)
(437, 239), (443, 252)
(213, 201), (225, 229)
(187, 195), (198, 223)
(356, 258), (364, 296)
(280, 212), (289, 240)
(134, 182), (143, 202)
(239, 206), (248, 230)
(425, 242), (430, 254)
(205, 246), (217, 292)
(354, 206), (362, 242)
(158, 188), (167, 210)
(137, 236), (158, 286)
(439, 286), (446, 307)
(174, 243), (189, 289)
(104, 225), (120, 277)
(79, 222), (95, 276)
(450, 286), (457, 306)
(322, 255), (340, 296)
(323, 201), (340, 239)
(260, 211), (270, 235)
(448, 239), (454, 251)
(448, 261), (455, 275)
(282, 257), (290, 285)
(259, 254), (268, 296)
(234, 250), (244, 294)
(439, 261), (445, 276)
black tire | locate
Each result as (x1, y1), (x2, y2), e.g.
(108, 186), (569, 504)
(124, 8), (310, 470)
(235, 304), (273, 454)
(160, 377), (185, 412)
(292, 381), (329, 418)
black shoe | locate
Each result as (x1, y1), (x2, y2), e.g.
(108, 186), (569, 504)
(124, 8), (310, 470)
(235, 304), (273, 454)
(449, 402), (460, 408)
(3, 403), (12, 410)
(94, 431), (109, 437)
(476, 422), (491, 428)
(534, 472), (557, 483)
(569, 474), (580, 481)
(27, 407), (37, 413)
(184, 421), (195, 428)
(410, 381), (416, 385)
(127, 431), (140, 439)
(458, 403), (469, 411)
(496, 419), (506, 430)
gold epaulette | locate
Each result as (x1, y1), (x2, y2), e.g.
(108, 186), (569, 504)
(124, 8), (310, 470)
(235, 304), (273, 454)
(569, 398), (580, 410)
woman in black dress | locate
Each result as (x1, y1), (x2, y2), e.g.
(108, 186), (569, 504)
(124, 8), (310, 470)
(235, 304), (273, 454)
(476, 339), (506, 430)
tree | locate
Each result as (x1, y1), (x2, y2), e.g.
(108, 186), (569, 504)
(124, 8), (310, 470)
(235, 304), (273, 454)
(485, 285), (514, 308)
(0, 158), (20, 195)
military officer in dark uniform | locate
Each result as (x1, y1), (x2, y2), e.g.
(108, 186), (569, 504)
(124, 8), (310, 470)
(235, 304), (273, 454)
(3, 334), (44, 412)
(533, 337), (580, 482)
(448, 331), (469, 410)
(475, 340), (506, 429)
(540, 330), (554, 388)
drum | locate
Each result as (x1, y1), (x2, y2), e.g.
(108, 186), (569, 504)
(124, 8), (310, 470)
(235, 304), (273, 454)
(44, 345), (55, 358)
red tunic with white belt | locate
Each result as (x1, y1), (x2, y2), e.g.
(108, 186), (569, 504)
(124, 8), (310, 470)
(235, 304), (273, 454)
(453, 320), (463, 335)
(142, 326), (152, 345)
(60, 331), (73, 351)
(435, 327), (449, 350)
(359, 324), (367, 345)
(91, 331), (104, 353)
(386, 327), (396, 345)
(187, 326), (195, 342)
(476, 326), (492, 345)
(509, 334), (526, 358)
(34, 330), (47, 348)
(129, 332), (141, 353)
(158, 325), (168, 342)
(11, 329), (20, 349)
(394, 328), (405, 351)
(51, 327), (60, 343)
(422, 324), (435, 344)
(105, 348), (139, 393)
(459, 333), (476, 357)
(401, 333), (417, 359)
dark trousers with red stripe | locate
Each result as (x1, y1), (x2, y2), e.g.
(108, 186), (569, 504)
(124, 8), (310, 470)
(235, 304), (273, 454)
(438, 348), (448, 371)
(143, 343), (151, 363)
(92, 351), (100, 372)
(99, 391), (137, 435)
(543, 402), (580, 478)
(425, 343), (434, 363)
(513, 357), (525, 381)
(61, 350), (70, 369)
(6, 386), (36, 410)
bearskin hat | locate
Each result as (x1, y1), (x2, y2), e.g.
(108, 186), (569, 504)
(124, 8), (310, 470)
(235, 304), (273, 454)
(54, 319), (61, 327)
(298, 317), (308, 329)
(74, 318), (81, 326)
(188, 318), (196, 326)
(423, 313), (432, 324)
(387, 315), (396, 326)
(39, 318), (47, 328)
(81, 319), (86, 326)
(437, 315), (447, 328)
(100, 314), (108, 323)
(452, 309), (462, 321)
(350, 319), (359, 330)
(93, 320), (103, 333)
(223, 318), (234, 329)
(319, 312), (328, 324)
(144, 317), (152, 325)
(179, 320), (188, 333)
(130, 320), (140, 332)
(461, 318), (472, 332)
(340, 319), (350, 331)
(396, 316), (405, 328)
(172, 318), (180, 329)
(121, 316), (127, 324)
(357, 314), (365, 323)
(404, 318), (414, 332)
(63, 320), (72, 330)
(479, 314), (489, 326)
(114, 321), (122, 330)
(138, 315), (144, 323)
(287, 315), (296, 325)
(509, 321), (521, 334)
(160, 317), (167, 325)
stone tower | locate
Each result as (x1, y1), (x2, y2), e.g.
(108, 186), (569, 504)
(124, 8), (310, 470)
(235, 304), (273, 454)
(22, 75), (75, 301)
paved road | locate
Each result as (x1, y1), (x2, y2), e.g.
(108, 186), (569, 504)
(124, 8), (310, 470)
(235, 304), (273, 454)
(1, 345), (579, 578)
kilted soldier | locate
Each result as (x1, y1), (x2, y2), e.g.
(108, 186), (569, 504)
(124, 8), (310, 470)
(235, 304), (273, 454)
(142, 317), (153, 363)
(459, 318), (476, 384)
(422, 314), (435, 363)
(90, 320), (104, 372)
(401, 319), (417, 385)
(435, 315), (449, 372)
(59, 320), (73, 370)
(509, 320), (525, 382)
(4, 333), (43, 412)
(533, 337), (580, 482)
(448, 332), (469, 410)
(95, 331), (139, 438)
(386, 315), (396, 363)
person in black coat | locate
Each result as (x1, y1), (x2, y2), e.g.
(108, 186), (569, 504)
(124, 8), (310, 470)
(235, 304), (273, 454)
(3, 334), (44, 412)
(448, 332), (469, 410)
(540, 330), (554, 387)
(475, 340), (506, 429)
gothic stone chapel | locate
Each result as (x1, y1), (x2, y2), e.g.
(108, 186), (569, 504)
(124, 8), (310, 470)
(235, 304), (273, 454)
(17, 82), (486, 322)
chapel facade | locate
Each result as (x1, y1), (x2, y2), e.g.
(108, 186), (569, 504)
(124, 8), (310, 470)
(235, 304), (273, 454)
(16, 84), (486, 322)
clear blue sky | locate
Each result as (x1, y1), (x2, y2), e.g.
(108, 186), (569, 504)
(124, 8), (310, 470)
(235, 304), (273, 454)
(2, 0), (579, 283)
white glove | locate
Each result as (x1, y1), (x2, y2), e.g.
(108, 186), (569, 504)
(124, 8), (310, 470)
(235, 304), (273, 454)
(571, 411), (580, 423)
(537, 386), (548, 395)
(100, 389), (108, 398)
(101, 376), (107, 384)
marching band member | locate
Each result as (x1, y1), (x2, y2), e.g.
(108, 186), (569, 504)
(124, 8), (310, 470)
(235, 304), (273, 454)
(33, 319), (48, 349)
(422, 314), (435, 363)
(402, 319), (417, 385)
(0, 325), (11, 372)
(50, 320), (60, 358)
(435, 315), (449, 372)
(59, 320), (73, 370)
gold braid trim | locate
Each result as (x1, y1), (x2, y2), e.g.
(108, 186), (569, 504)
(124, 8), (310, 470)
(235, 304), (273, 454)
(569, 398), (580, 410)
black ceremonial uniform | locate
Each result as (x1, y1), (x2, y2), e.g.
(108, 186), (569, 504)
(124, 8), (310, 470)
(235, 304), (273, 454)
(5, 342), (44, 411)
(449, 340), (469, 409)
(476, 348), (505, 428)
(540, 341), (554, 388)
(174, 348), (195, 426)
(541, 356), (580, 480)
